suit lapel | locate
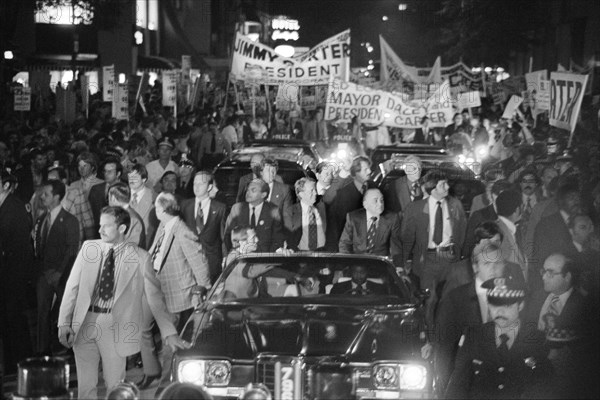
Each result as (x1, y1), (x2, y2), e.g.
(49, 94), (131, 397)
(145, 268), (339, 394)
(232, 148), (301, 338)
(158, 222), (177, 273)
(114, 244), (137, 302)
(420, 200), (430, 244)
(375, 213), (389, 243)
(204, 200), (216, 230)
(48, 208), (65, 238)
(86, 242), (104, 296)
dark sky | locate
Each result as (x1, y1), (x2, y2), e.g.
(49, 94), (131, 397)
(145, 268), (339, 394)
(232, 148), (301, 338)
(258, 0), (442, 67)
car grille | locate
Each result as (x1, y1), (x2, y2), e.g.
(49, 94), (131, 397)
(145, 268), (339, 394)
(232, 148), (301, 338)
(256, 356), (303, 399)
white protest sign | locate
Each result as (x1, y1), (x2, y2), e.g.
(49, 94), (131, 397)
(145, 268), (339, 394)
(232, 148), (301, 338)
(102, 65), (115, 102)
(162, 70), (178, 107)
(537, 79), (551, 111)
(111, 83), (129, 120)
(14, 87), (31, 111)
(501, 95), (523, 119)
(549, 71), (588, 132)
(457, 91), (481, 110)
(181, 55), (192, 85)
(386, 80), (454, 128)
(525, 69), (547, 116)
(231, 30), (350, 85)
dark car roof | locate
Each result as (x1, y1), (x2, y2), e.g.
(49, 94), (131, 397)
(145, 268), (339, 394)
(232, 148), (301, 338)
(371, 145), (453, 168)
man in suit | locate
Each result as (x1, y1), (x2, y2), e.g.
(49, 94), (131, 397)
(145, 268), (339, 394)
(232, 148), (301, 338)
(495, 190), (528, 282)
(286, 178), (326, 251)
(401, 170), (467, 327)
(445, 277), (552, 399)
(469, 167), (505, 216)
(531, 182), (581, 291)
(435, 243), (509, 392)
(463, 179), (512, 257)
(195, 119), (231, 170)
(330, 265), (387, 295)
(314, 161), (335, 200)
(34, 180), (79, 355)
(236, 153), (283, 203)
(328, 156), (373, 251)
(225, 179), (284, 252)
(128, 163), (158, 248)
(146, 193), (211, 392)
(382, 155), (423, 214)
(107, 182), (146, 248)
(258, 158), (293, 224)
(339, 188), (402, 264)
(89, 157), (123, 235)
(58, 207), (188, 399)
(0, 169), (34, 373)
(181, 171), (226, 283)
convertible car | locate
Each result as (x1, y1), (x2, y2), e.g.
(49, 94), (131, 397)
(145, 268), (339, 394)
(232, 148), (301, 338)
(173, 253), (432, 399)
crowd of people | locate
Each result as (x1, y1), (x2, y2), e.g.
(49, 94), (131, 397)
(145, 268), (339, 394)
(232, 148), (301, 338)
(0, 86), (599, 399)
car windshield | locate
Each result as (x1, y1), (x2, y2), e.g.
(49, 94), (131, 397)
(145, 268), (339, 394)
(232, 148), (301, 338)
(210, 255), (410, 303)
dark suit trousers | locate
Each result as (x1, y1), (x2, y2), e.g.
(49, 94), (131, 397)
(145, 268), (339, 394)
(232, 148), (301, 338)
(36, 273), (64, 353)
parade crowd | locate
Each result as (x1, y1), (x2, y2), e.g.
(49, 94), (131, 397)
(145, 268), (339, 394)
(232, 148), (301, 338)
(0, 88), (599, 399)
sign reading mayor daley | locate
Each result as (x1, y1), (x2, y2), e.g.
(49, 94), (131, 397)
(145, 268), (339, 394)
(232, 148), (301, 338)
(231, 30), (350, 86)
(325, 78), (454, 129)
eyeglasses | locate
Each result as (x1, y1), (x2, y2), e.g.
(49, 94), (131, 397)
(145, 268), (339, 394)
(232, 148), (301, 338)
(540, 269), (563, 278)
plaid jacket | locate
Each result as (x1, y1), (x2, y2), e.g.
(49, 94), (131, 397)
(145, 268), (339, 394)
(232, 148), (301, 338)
(149, 217), (211, 313)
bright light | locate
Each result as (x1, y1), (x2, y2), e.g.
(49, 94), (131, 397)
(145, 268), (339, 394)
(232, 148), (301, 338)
(496, 67), (505, 73)
(484, 67), (492, 74)
(384, 113), (391, 118)
(476, 146), (488, 159)
(367, 46), (374, 53)
(458, 154), (466, 163)
(61, 71), (74, 87)
(247, 33), (260, 42)
(364, 71), (370, 77)
(496, 72), (510, 82)
(367, 65), (374, 70)
(4, 51), (14, 60)
(148, 72), (158, 86)
(368, 59), (374, 65)
(274, 45), (295, 58)
(398, 3), (408, 11)
(399, 365), (427, 391)
(134, 31), (144, 45)
(382, 15), (389, 21)
(178, 361), (205, 386)
(118, 73), (126, 84)
(337, 149), (348, 159)
(471, 67), (482, 73)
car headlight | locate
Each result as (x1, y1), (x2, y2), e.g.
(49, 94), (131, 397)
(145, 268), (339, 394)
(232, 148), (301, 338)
(457, 154), (466, 164)
(372, 364), (427, 391)
(476, 146), (488, 159)
(177, 360), (231, 387)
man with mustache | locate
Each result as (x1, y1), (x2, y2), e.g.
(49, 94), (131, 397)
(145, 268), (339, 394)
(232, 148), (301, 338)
(445, 276), (552, 399)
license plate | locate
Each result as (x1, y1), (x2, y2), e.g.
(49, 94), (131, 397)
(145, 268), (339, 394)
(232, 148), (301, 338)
(274, 360), (302, 400)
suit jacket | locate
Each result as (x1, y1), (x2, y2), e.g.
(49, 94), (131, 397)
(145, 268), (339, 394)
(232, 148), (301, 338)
(224, 201), (284, 252)
(463, 204), (497, 257)
(268, 181), (293, 224)
(181, 198), (226, 281)
(470, 193), (492, 214)
(285, 201), (327, 251)
(400, 196), (467, 272)
(130, 186), (158, 249)
(383, 175), (418, 214)
(330, 280), (387, 295)
(496, 218), (527, 280)
(58, 241), (176, 357)
(126, 207), (146, 249)
(328, 180), (364, 251)
(150, 218), (211, 313)
(236, 173), (283, 203)
(523, 288), (590, 337)
(88, 182), (108, 233)
(338, 209), (402, 264)
(445, 321), (552, 399)
(33, 208), (80, 279)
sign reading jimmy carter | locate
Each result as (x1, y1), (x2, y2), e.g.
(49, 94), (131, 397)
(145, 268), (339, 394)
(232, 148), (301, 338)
(231, 30), (350, 86)
(549, 71), (588, 133)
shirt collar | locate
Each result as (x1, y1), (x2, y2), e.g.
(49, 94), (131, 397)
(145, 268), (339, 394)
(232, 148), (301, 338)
(428, 195), (445, 207)
(49, 205), (62, 222)
(475, 277), (487, 295)
(366, 210), (380, 223)
(131, 186), (146, 196)
(300, 201), (313, 212)
(556, 287), (573, 305)
(196, 196), (210, 208)
(559, 210), (570, 225)
(498, 215), (516, 236)
(573, 241), (583, 252)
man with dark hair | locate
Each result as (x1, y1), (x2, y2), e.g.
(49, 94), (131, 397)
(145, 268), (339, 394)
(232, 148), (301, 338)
(89, 157), (123, 234)
(286, 178), (326, 251)
(34, 180), (79, 354)
(496, 190), (527, 282)
(108, 182), (146, 248)
(14, 147), (47, 203)
(258, 158), (293, 225)
(330, 265), (387, 295)
(470, 167), (505, 213)
(328, 156), (374, 251)
(58, 206), (187, 399)
(128, 164), (157, 248)
(531, 182), (582, 290)
(225, 178), (284, 252)
(446, 276), (551, 399)
(235, 153), (283, 203)
(401, 170), (467, 327)
(181, 171), (227, 283)
(70, 151), (103, 199)
(0, 169), (34, 373)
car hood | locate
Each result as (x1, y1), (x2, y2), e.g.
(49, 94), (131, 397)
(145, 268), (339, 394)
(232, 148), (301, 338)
(181, 302), (424, 362)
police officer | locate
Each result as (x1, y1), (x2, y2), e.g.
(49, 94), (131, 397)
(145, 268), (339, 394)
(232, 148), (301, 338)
(445, 276), (553, 399)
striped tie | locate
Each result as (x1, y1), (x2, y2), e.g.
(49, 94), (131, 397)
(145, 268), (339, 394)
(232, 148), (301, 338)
(367, 217), (377, 252)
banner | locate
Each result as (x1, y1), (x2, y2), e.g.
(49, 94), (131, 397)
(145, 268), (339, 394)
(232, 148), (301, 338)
(231, 30), (350, 85)
(549, 71), (588, 132)
(102, 65), (115, 102)
(457, 91), (481, 110)
(379, 36), (442, 85)
(502, 95), (523, 119)
(111, 83), (129, 120)
(162, 70), (178, 107)
(14, 87), (31, 111)
(325, 78), (454, 129)
(525, 70), (547, 117)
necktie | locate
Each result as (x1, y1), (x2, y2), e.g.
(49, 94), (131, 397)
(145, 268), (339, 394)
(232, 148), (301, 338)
(498, 333), (510, 359)
(433, 201), (443, 245)
(367, 217), (377, 252)
(410, 181), (422, 201)
(210, 131), (216, 153)
(131, 192), (138, 206)
(548, 295), (560, 316)
(308, 207), (318, 250)
(39, 213), (51, 256)
(355, 284), (364, 296)
(151, 229), (165, 265)
(250, 207), (256, 229)
(196, 203), (205, 234)
(98, 248), (115, 301)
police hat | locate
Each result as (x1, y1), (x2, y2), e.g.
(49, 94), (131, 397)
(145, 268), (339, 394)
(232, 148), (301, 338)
(157, 136), (175, 149)
(482, 277), (526, 305)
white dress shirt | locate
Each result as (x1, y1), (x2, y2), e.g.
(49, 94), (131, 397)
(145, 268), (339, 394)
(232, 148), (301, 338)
(267, 182), (274, 202)
(522, 193), (537, 210)
(298, 202), (325, 250)
(194, 197), (211, 226)
(427, 196), (452, 248)
(538, 288), (573, 330)
(495, 322), (520, 349)
(474, 277), (490, 323)
(152, 217), (178, 271)
(249, 202), (264, 226)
